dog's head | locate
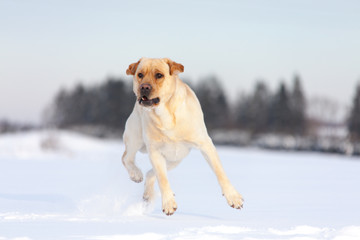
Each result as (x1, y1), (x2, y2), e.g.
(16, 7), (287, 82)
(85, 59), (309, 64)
(126, 58), (184, 107)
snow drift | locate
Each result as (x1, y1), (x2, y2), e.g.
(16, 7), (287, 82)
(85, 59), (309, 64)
(0, 130), (359, 240)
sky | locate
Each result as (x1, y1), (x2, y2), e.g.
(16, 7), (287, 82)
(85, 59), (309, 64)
(1, 0), (360, 123)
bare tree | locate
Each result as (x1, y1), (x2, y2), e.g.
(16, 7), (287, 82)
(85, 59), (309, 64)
(307, 96), (341, 138)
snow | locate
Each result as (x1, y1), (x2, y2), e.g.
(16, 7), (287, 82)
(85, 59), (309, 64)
(0, 130), (360, 240)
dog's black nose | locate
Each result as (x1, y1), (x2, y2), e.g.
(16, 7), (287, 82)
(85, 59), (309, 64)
(140, 83), (152, 96)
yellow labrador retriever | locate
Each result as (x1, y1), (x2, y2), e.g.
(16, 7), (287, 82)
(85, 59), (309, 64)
(122, 57), (243, 215)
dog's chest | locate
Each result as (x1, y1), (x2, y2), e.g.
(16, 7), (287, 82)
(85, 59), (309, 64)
(158, 141), (191, 162)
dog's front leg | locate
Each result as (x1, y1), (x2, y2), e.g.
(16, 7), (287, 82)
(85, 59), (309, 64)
(148, 149), (177, 215)
(122, 138), (144, 183)
(199, 138), (244, 209)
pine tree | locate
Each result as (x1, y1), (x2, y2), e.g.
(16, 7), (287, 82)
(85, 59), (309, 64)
(269, 82), (292, 134)
(195, 76), (230, 130)
(69, 83), (90, 125)
(101, 78), (134, 128)
(290, 74), (306, 135)
(51, 88), (69, 127)
(348, 83), (360, 141)
(234, 92), (251, 130)
(247, 81), (271, 134)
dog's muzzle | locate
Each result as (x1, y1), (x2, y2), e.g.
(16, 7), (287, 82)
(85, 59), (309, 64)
(138, 83), (160, 106)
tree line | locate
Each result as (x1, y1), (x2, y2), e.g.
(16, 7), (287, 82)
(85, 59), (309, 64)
(44, 78), (134, 129)
(44, 75), (360, 143)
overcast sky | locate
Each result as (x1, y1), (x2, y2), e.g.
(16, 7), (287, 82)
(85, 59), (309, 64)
(1, 0), (360, 123)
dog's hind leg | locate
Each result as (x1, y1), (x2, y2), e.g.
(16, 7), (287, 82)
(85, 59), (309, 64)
(199, 137), (244, 210)
(143, 169), (156, 201)
(143, 160), (181, 203)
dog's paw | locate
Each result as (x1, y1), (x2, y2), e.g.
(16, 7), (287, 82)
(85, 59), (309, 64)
(129, 167), (143, 183)
(162, 194), (177, 216)
(223, 188), (244, 210)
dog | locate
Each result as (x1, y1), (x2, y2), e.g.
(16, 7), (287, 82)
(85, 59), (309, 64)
(122, 57), (243, 215)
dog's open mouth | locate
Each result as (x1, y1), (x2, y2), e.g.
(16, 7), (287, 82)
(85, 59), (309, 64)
(139, 96), (160, 106)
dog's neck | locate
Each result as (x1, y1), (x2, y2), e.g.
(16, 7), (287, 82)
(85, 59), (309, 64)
(140, 77), (187, 131)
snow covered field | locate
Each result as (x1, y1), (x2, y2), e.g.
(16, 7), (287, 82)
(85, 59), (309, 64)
(0, 131), (359, 240)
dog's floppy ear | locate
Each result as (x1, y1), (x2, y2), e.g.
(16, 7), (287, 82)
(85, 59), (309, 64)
(164, 58), (184, 75)
(126, 59), (141, 75)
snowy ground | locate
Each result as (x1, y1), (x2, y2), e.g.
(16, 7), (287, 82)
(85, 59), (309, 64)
(0, 131), (359, 240)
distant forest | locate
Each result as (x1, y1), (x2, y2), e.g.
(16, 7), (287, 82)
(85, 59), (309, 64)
(43, 74), (360, 143)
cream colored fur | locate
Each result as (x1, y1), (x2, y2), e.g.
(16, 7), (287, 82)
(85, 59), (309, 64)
(122, 57), (243, 215)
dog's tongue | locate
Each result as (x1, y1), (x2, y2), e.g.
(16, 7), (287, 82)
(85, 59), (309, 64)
(142, 96), (149, 101)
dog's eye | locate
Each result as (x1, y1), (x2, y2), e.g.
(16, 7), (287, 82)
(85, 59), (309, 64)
(155, 73), (164, 79)
(138, 73), (144, 78)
